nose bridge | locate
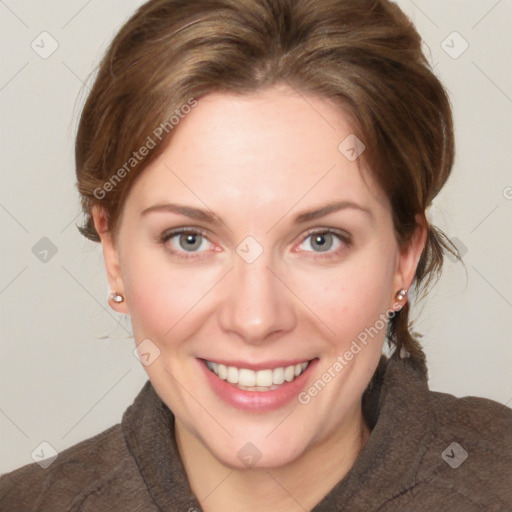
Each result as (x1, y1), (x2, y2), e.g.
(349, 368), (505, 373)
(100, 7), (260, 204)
(218, 253), (296, 343)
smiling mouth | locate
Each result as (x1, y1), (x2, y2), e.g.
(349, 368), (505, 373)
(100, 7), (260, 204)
(204, 360), (312, 392)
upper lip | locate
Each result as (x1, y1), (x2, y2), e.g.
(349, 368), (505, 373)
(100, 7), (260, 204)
(200, 357), (315, 371)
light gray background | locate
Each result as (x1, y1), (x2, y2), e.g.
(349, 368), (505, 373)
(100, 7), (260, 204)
(1, 0), (511, 473)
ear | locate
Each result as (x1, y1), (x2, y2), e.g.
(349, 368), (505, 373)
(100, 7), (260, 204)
(91, 205), (130, 315)
(390, 214), (427, 309)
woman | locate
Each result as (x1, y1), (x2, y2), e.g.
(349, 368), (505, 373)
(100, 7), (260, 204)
(1, 0), (511, 510)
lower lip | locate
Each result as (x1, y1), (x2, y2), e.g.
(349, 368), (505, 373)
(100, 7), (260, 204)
(199, 359), (318, 412)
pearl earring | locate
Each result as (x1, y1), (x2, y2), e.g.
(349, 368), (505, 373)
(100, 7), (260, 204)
(396, 288), (408, 301)
(110, 292), (125, 304)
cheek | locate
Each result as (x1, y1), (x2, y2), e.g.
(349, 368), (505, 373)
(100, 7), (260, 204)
(121, 246), (222, 339)
(298, 249), (397, 347)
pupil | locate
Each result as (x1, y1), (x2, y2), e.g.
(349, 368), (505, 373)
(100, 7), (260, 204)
(180, 233), (201, 251)
(312, 233), (332, 252)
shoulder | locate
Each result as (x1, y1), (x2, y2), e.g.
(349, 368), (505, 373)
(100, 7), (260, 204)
(428, 388), (512, 437)
(415, 389), (512, 510)
(0, 423), (154, 512)
(427, 389), (512, 460)
(363, 356), (512, 510)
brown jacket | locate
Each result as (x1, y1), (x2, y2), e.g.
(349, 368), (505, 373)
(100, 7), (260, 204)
(1, 354), (511, 511)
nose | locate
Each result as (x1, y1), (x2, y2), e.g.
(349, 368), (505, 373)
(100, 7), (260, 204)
(217, 255), (297, 345)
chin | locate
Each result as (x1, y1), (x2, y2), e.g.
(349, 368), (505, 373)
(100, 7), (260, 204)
(196, 421), (315, 470)
(211, 439), (307, 470)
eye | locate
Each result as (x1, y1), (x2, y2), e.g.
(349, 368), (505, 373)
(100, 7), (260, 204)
(160, 228), (214, 258)
(303, 232), (337, 252)
(296, 229), (351, 257)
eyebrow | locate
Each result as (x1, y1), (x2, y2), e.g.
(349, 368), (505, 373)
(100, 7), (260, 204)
(140, 200), (372, 225)
(292, 201), (372, 223)
(141, 203), (222, 224)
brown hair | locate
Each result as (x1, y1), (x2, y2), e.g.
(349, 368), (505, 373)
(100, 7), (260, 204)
(75, 0), (461, 369)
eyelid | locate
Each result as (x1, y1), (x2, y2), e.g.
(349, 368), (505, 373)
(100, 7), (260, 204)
(159, 227), (218, 260)
(297, 227), (351, 245)
(159, 226), (212, 243)
(158, 226), (352, 260)
(293, 227), (352, 254)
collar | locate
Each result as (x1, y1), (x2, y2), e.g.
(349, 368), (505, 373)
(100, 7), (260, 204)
(122, 353), (433, 511)
(313, 353), (434, 510)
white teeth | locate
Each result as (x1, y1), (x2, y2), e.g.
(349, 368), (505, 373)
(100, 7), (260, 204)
(273, 367), (285, 385)
(238, 368), (256, 387)
(284, 365), (295, 382)
(227, 366), (238, 384)
(217, 364), (228, 380)
(256, 369), (273, 387)
(206, 360), (310, 390)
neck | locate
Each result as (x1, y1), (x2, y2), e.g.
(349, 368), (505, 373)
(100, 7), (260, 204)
(175, 406), (371, 512)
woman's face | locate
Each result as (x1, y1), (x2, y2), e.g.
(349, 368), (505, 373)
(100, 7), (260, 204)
(95, 85), (424, 469)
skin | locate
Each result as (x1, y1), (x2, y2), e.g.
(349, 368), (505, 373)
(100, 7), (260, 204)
(93, 84), (426, 511)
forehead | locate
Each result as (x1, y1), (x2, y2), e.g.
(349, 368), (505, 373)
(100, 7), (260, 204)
(127, 86), (389, 219)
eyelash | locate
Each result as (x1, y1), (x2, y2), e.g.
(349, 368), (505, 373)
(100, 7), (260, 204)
(158, 227), (352, 261)
(159, 228), (214, 261)
(296, 228), (352, 258)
